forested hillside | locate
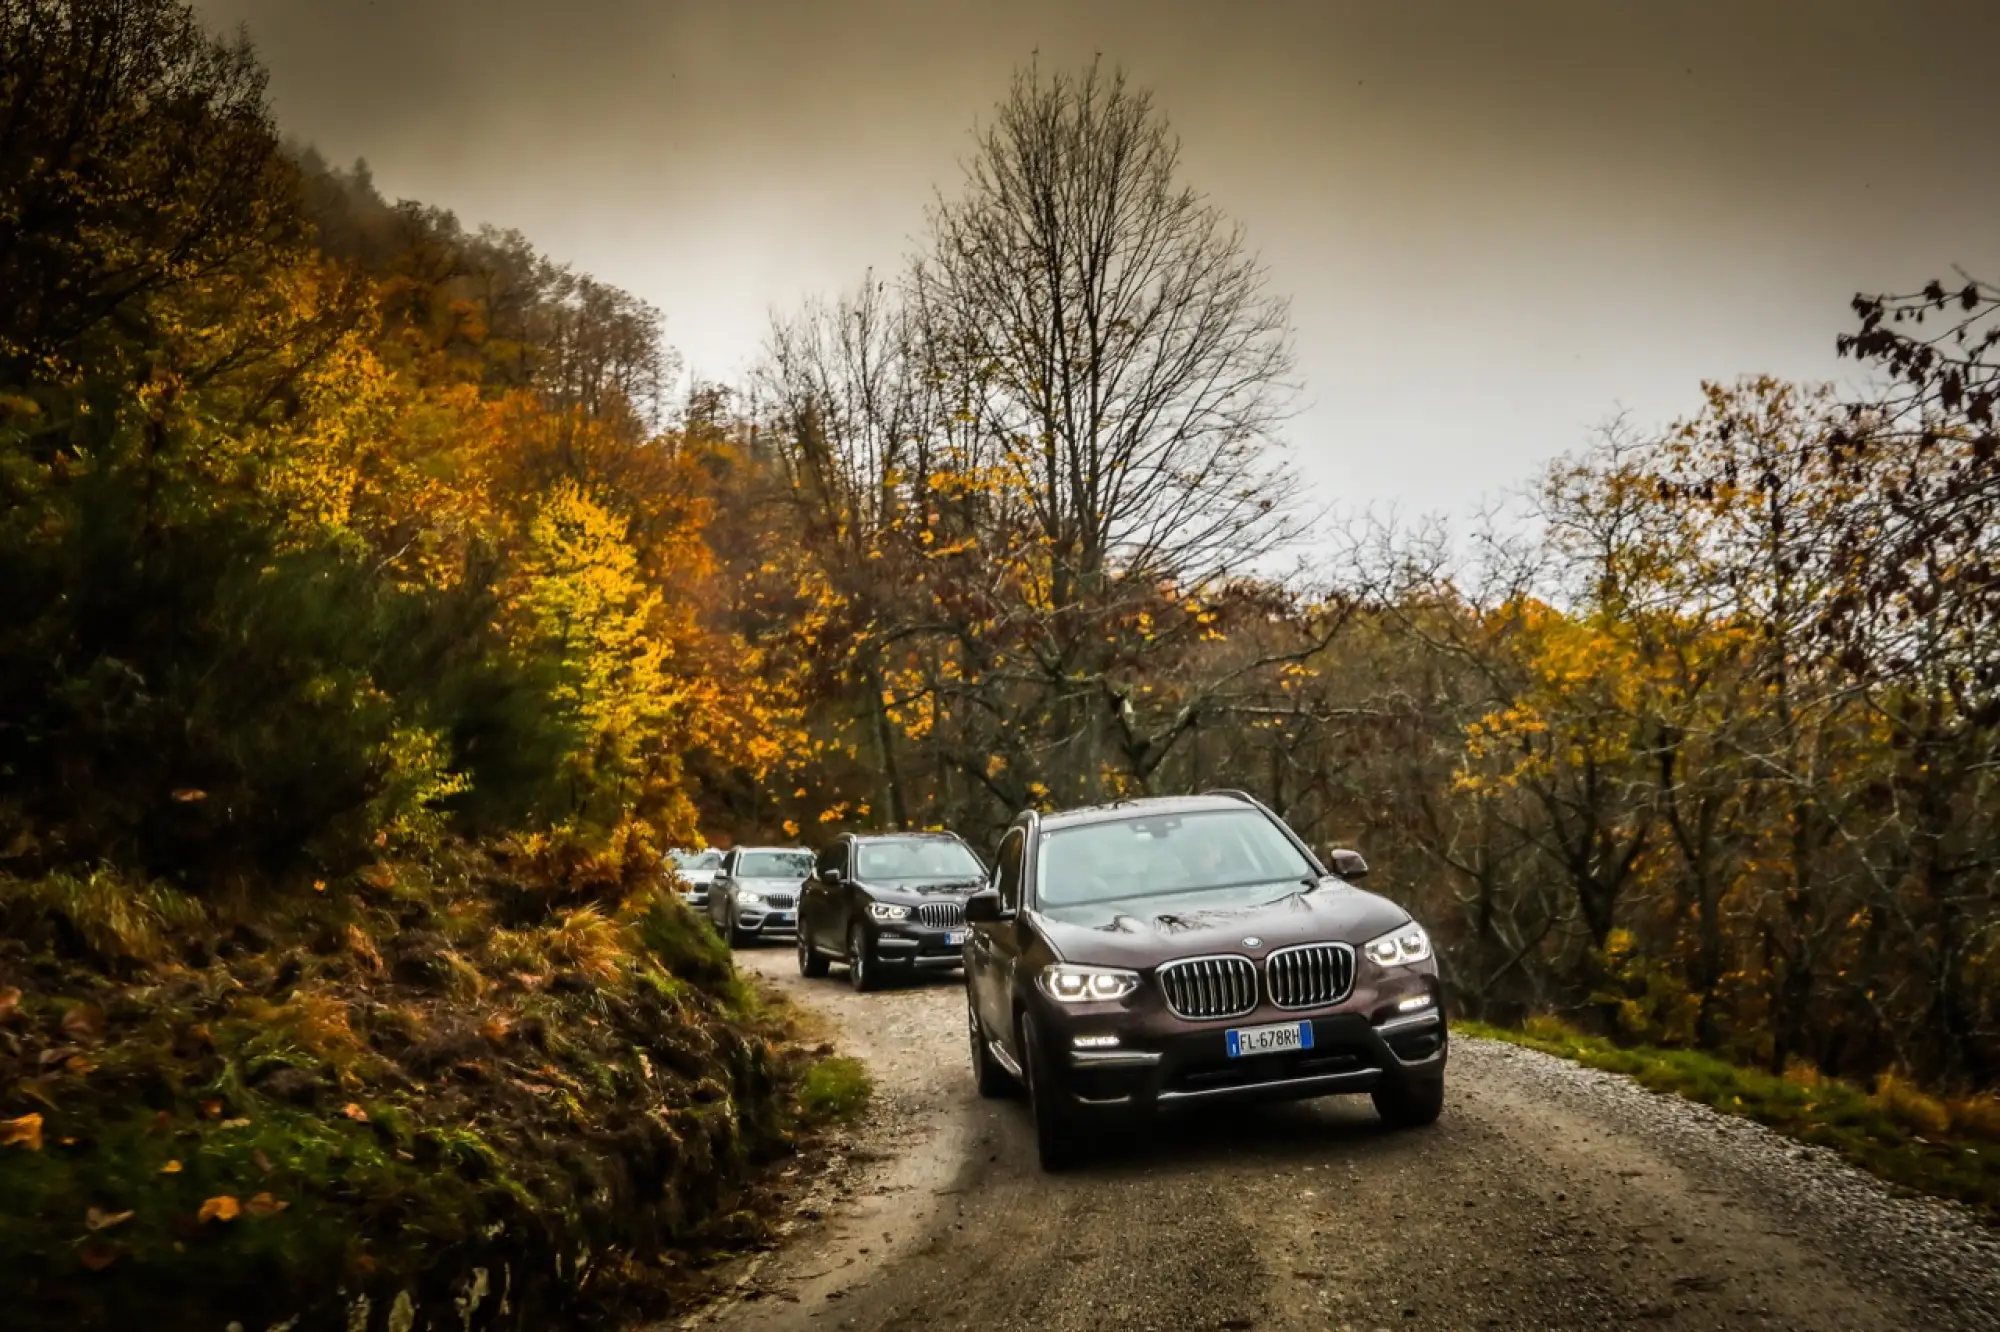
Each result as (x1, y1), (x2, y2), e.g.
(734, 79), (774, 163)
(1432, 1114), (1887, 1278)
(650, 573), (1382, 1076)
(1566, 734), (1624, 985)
(0, 3), (834, 1328)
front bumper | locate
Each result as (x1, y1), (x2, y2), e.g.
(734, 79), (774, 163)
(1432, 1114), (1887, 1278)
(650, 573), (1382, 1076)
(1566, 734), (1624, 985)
(733, 903), (798, 937)
(1033, 972), (1447, 1114)
(868, 920), (969, 969)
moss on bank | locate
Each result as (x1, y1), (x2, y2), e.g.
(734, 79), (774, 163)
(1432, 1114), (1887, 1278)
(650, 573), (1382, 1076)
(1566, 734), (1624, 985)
(1459, 1017), (2000, 1222)
(0, 838), (845, 1331)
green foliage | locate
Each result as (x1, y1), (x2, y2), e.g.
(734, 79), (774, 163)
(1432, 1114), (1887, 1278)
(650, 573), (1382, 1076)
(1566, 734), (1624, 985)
(795, 1056), (873, 1125)
(631, 891), (738, 997)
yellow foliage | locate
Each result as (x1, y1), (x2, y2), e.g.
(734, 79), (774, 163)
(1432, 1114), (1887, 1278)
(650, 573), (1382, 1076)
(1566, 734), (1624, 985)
(1871, 1072), (1950, 1137)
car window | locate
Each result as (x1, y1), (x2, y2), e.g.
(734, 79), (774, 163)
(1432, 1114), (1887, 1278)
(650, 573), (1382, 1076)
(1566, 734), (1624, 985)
(856, 838), (983, 881)
(736, 849), (814, 879)
(816, 843), (844, 879)
(1035, 809), (1313, 909)
(993, 829), (1026, 913)
(671, 849), (721, 871)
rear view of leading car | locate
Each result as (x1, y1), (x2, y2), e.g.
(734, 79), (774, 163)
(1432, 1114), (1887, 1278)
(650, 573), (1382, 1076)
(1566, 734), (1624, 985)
(961, 791), (1446, 1170)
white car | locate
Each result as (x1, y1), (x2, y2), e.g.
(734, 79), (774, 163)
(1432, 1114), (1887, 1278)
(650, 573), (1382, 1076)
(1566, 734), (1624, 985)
(669, 848), (723, 908)
(709, 846), (813, 945)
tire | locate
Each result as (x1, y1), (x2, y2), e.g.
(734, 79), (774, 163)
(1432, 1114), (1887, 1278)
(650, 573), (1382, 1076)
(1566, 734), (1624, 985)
(798, 929), (829, 978)
(1020, 1014), (1082, 1171)
(1373, 1073), (1445, 1129)
(726, 905), (752, 949)
(968, 994), (1012, 1098)
(847, 923), (881, 993)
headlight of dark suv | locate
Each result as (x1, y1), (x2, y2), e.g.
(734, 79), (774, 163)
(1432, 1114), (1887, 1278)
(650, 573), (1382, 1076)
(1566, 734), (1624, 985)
(1363, 923), (1433, 967)
(1036, 963), (1141, 1003)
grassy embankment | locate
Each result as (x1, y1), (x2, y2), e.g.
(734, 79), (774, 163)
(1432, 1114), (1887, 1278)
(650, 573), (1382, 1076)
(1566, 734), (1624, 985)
(1459, 1016), (2000, 1222)
(0, 836), (869, 1332)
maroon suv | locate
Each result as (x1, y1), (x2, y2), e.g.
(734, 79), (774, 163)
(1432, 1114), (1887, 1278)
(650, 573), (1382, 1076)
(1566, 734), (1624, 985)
(962, 791), (1446, 1170)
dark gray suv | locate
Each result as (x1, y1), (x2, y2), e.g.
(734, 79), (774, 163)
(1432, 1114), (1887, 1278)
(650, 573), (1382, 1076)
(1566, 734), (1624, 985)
(962, 791), (1446, 1170)
(798, 831), (987, 991)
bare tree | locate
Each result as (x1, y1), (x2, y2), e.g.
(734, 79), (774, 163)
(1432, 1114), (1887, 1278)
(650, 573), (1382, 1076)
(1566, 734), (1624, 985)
(911, 60), (1305, 598)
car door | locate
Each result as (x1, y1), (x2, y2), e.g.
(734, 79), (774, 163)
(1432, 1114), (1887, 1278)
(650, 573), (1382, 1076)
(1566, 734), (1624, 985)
(827, 839), (859, 948)
(804, 842), (841, 951)
(970, 828), (1026, 1040)
(710, 850), (738, 929)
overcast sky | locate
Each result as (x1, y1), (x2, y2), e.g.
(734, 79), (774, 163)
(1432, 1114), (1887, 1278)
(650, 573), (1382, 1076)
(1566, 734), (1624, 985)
(195, 0), (1998, 521)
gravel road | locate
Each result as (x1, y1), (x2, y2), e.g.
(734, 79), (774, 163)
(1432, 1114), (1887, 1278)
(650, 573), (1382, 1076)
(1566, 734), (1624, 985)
(674, 948), (2000, 1332)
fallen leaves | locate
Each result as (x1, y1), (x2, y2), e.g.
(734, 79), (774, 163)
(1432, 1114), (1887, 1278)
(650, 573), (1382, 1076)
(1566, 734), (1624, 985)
(160, 1159), (183, 1173)
(341, 1102), (370, 1123)
(244, 1192), (288, 1218)
(84, 1206), (134, 1232)
(170, 788), (207, 803)
(2, 1113), (44, 1151)
(61, 1003), (105, 1044)
(79, 1240), (121, 1271)
(197, 1195), (240, 1223)
(0, 986), (19, 1022)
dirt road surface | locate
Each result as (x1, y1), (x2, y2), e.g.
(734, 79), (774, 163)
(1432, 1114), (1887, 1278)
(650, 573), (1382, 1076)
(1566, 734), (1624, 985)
(670, 948), (2000, 1332)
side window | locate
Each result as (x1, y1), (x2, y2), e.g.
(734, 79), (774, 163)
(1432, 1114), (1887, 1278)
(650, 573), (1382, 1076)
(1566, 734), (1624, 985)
(993, 829), (1026, 913)
(720, 850), (737, 877)
(816, 842), (842, 880)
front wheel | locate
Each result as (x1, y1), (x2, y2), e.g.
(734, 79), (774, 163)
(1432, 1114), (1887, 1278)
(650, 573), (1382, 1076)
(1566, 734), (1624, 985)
(847, 923), (881, 992)
(798, 929), (829, 978)
(1373, 1074), (1445, 1129)
(726, 906), (752, 949)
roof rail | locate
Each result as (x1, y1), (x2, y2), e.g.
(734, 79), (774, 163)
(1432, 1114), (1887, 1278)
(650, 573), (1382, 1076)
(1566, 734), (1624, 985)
(1201, 788), (1258, 804)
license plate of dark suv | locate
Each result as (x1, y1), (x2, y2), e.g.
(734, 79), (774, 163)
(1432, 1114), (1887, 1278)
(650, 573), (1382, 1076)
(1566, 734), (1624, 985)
(1225, 1020), (1314, 1058)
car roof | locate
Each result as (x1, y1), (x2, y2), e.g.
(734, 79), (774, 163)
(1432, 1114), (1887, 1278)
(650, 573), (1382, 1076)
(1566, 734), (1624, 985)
(854, 830), (965, 843)
(1034, 792), (1256, 832)
(732, 845), (810, 854)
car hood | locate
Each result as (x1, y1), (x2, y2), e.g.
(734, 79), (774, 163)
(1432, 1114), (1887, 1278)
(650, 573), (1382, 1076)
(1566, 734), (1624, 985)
(855, 878), (985, 903)
(1031, 880), (1411, 967)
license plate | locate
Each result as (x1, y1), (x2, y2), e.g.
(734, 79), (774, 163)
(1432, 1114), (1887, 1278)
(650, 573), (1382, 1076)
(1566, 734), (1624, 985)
(1226, 1020), (1313, 1058)
(945, 930), (967, 946)
(769, 912), (794, 925)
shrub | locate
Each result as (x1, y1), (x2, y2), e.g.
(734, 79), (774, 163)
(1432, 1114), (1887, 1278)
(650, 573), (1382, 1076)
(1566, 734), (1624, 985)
(796, 1056), (872, 1124)
(631, 892), (736, 994)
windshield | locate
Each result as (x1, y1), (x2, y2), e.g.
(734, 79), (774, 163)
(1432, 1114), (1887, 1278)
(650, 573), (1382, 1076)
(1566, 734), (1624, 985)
(736, 850), (813, 879)
(856, 838), (984, 882)
(1035, 809), (1315, 909)
(671, 849), (722, 871)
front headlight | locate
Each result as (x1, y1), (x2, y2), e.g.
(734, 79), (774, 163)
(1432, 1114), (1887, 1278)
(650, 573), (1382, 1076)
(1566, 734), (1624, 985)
(739, 890), (766, 905)
(868, 902), (910, 921)
(1363, 923), (1433, 967)
(1036, 963), (1141, 1004)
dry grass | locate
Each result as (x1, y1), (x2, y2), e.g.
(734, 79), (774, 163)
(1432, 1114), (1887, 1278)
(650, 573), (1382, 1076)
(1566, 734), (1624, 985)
(0, 869), (204, 962)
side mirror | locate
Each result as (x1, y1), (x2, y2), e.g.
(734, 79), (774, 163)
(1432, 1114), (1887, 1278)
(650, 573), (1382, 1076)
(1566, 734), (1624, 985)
(1326, 848), (1369, 880)
(820, 866), (843, 884)
(964, 890), (1005, 924)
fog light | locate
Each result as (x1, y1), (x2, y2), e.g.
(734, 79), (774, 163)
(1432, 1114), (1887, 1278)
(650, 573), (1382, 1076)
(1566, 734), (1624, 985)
(1396, 995), (1435, 1013)
(1072, 1034), (1120, 1049)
